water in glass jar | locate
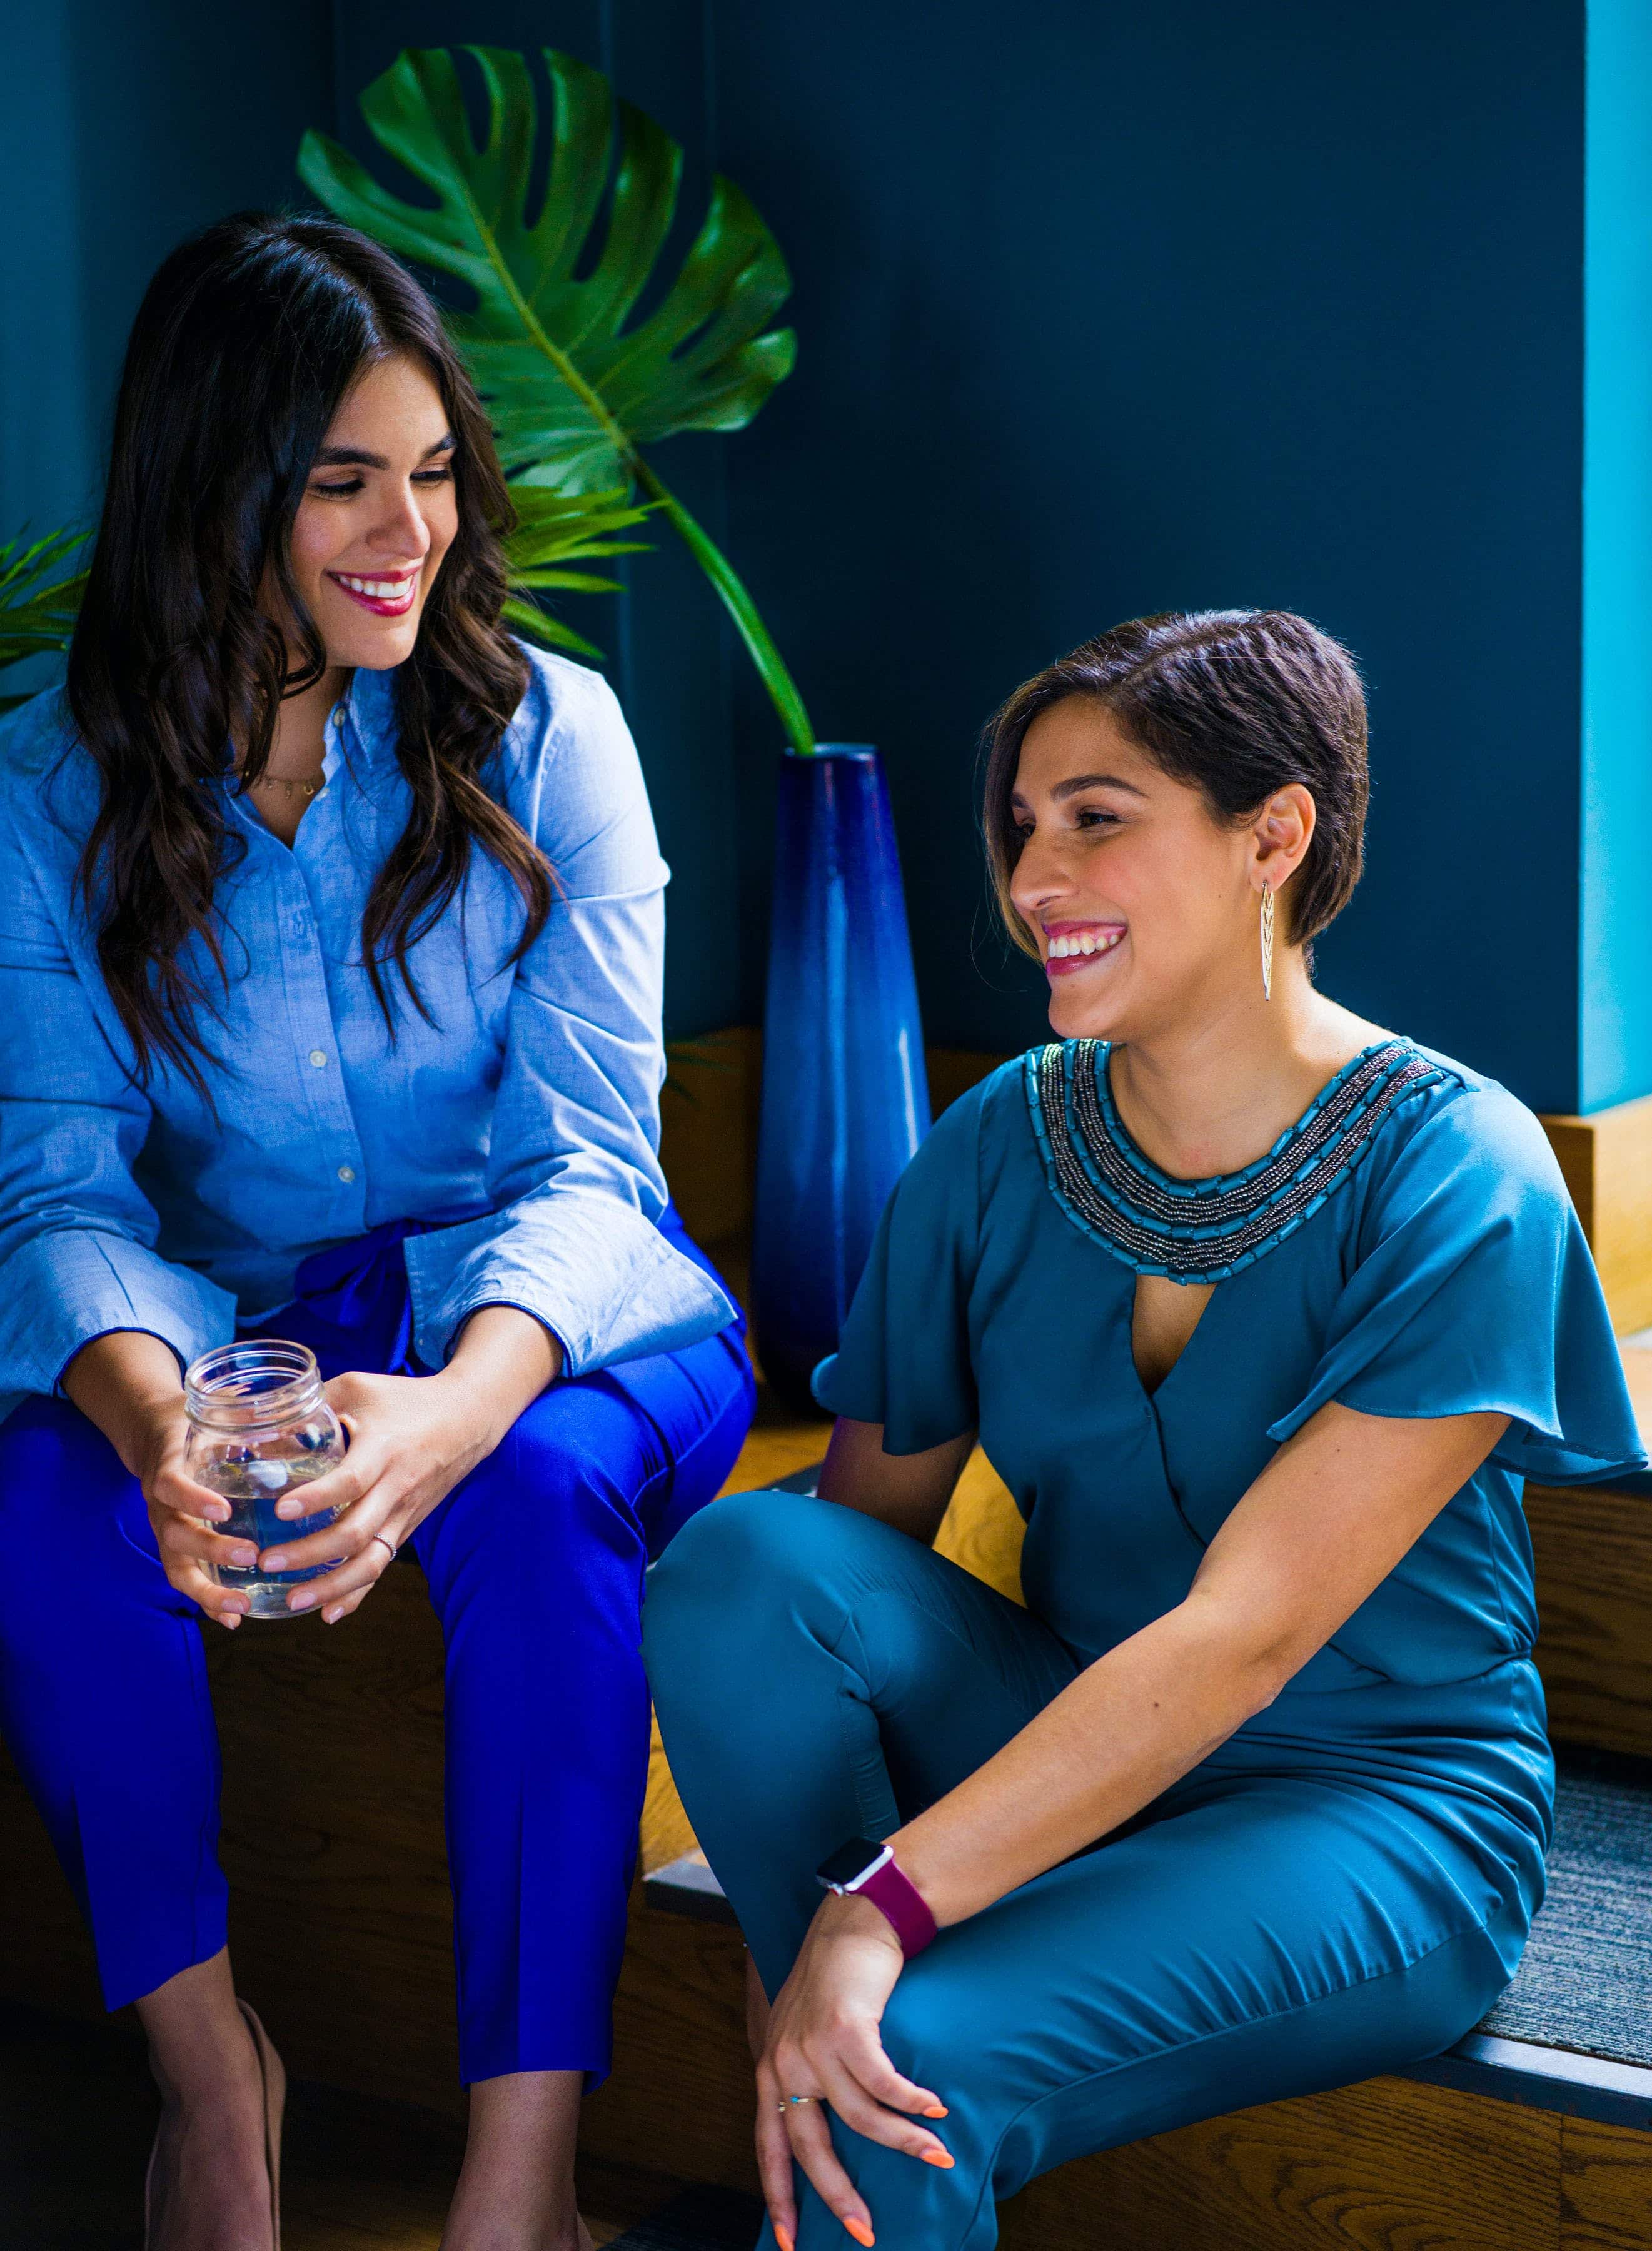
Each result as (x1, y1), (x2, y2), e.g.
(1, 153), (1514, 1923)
(201, 1454), (340, 1618)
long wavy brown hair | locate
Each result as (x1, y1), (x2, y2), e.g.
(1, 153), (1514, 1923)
(66, 211), (549, 1093)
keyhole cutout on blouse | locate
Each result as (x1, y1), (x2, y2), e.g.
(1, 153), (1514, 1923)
(1131, 1273), (1216, 1396)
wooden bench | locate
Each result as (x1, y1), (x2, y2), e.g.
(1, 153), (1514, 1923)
(4, 1420), (1648, 2247)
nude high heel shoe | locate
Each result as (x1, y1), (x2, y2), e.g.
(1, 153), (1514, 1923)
(144, 1998), (286, 2248)
(239, 2002), (286, 2248)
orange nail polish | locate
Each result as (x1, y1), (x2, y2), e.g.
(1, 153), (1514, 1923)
(923, 2103), (949, 2118)
(922, 2149), (955, 2168)
(775, 2228), (794, 2251)
(845, 2222), (876, 2247)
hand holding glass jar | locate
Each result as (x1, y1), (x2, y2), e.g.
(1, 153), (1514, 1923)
(183, 1341), (347, 1619)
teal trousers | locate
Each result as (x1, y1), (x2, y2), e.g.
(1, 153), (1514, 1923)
(643, 1492), (1539, 2251)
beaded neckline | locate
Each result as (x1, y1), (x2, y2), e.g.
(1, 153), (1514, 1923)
(1025, 1037), (1443, 1283)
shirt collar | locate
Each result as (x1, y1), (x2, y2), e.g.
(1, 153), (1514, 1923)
(328, 662), (398, 772)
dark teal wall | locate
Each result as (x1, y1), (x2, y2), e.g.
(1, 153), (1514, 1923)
(0, 0), (335, 545)
(7, 3), (1638, 1114)
(705, 1), (1588, 1103)
(336, 1), (1592, 1104)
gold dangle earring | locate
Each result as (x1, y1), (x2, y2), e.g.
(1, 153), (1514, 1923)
(1260, 881), (1275, 1002)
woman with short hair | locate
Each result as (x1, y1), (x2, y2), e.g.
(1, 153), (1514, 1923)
(645, 610), (1644, 2251)
(0, 212), (753, 2250)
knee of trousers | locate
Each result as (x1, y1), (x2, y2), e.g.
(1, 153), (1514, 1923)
(441, 1416), (647, 1580)
(644, 1488), (858, 1661)
(865, 1953), (1054, 2196)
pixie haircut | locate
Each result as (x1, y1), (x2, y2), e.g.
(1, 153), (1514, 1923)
(981, 609), (1369, 956)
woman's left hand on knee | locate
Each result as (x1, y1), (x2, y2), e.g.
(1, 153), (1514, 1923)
(755, 1897), (953, 2248)
(254, 1369), (493, 1623)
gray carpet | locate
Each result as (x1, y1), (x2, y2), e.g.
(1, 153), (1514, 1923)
(1476, 1747), (1652, 2067)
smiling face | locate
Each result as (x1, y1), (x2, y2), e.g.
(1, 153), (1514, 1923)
(1008, 697), (1306, 1045)
(283, 351), (460, 670)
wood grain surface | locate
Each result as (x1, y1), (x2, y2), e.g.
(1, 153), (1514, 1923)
(580, 1898), (758, 2192)
(1527, 1481), (1652, 1759)
(999, 2075), (1564, 2251)
(1561, 2112), (1652, 2249)
(207, 1553), (462, 2114)
(658, 1029), (762, 1247)
(0, 1756), (101, 2022)
(1541, 1097), (1652, 1336)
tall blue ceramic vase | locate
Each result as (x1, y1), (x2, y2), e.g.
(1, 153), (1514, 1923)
(752, 745), (931, 1410)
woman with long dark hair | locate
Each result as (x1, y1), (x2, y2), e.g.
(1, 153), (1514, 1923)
(644, 612), (1644, 2251)
(0, 212), (753, 2248)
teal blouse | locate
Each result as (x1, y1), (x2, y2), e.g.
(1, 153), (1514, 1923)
(813, 1039), (1646, 1696)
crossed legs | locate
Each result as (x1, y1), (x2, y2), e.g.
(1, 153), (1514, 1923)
(645, 1490), (1528, 2251)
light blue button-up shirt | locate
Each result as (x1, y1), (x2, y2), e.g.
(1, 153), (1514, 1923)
(0, 646), (735, 1424)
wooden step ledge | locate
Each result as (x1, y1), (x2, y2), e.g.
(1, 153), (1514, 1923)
(642, 1852), (1652, 2132)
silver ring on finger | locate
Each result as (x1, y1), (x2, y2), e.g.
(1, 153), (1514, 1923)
(779, 2095), (822, 2110)
(368, 1533), (398, 1563)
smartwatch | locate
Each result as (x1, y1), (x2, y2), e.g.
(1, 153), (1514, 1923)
(816, 1835), (938, 1958)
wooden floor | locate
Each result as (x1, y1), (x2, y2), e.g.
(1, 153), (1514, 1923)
(0, 1998), (687, 2250)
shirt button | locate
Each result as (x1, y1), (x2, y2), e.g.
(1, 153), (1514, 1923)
(310, 1050), (328, 1069)
(337, 1165), (356, 1184)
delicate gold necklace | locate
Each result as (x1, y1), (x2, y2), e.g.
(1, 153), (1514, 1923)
(251, 768), (325, 803)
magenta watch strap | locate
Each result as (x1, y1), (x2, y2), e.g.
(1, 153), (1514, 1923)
(846, 1848), (938, 1958)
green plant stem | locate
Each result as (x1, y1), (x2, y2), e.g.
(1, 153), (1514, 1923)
(467, 214), (816, 756)
(632, 458), (815, 757)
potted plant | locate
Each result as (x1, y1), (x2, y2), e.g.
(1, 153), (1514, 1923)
(301, 48), (930, 1404)
(0, 529), (89, 713)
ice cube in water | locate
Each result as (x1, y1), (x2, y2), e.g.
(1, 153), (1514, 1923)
(203, 1453), (340, 1618)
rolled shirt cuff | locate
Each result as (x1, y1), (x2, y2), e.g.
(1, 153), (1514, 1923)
(403, 1191), (738, 1376)
(0, 1228), (238, 1406)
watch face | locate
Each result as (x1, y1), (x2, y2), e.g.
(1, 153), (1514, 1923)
(817, 1835), (885, 1889)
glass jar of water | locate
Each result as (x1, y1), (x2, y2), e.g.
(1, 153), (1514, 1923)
(183, 1341), (346, 1619)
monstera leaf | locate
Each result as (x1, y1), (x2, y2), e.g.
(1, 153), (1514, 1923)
(300, 46), (814, 753)
(501, 486), (654, 659)
(0, 527), (88, 713)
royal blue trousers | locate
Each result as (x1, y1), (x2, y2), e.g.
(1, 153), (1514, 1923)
(0, 1206), (754, 2086)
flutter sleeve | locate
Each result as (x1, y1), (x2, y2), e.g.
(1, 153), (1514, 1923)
(1266, 1085), (1646, 1486)
(810, 1082), (985, 1452)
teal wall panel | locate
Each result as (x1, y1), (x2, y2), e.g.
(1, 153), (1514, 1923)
(13, 3), (1651, 1110)
(1581, 0), (1652, 1112)
(329, 0), (1599, 1097)
(706, 0), (1589, 1106)
(0, 0), (335, 548)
